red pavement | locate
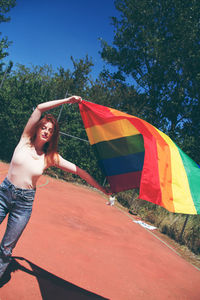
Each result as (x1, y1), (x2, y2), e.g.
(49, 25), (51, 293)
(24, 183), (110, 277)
(0, 161), (200, 300)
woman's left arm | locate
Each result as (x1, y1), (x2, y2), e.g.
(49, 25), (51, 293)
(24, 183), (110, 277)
(22, 95), (82, 138)
(37, 95), (82, 113)
(54, 155), (109, 195)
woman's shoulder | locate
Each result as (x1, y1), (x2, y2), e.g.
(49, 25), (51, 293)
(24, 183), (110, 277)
(16, 135), (31, 149)
(45, 152), (60, 168)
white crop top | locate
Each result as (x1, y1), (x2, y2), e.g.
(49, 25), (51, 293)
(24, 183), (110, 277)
(7, 137), (46, 189)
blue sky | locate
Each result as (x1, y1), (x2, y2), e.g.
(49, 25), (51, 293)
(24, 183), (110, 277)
(1, 0), (119, 79)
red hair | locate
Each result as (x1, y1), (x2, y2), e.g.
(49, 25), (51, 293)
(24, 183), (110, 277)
(30, 114), (60, 166)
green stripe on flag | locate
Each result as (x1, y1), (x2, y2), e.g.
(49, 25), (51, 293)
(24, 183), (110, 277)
(178, 146), (200, 214)
(92, 134), (144, 160)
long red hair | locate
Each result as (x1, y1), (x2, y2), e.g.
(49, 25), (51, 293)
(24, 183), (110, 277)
(30, 114), (60, 166)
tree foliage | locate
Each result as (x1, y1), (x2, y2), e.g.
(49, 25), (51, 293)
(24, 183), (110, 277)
(101, 0), (200, 163)
(0, 0), (16, 69)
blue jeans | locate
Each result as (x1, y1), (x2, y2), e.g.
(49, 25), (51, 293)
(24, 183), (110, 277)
(0, 177), (35, 278)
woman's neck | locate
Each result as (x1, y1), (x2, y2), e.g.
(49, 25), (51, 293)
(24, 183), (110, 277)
(33, 140), (45, 155)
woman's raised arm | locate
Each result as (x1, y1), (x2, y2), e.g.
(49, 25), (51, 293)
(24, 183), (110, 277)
(22, 95), (82, 138)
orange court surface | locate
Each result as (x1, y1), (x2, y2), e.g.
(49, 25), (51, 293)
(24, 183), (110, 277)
(0, 161), (200, 300)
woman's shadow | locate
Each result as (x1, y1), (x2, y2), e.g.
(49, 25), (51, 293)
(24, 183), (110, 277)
(0, 257), (108, 300)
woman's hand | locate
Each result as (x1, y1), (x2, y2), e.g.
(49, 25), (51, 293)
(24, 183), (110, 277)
(67, 95), (82, 104)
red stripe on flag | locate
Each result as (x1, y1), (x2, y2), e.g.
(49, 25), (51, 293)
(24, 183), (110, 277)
(128, 119), (162, 205)
(107, 171), (142, 193)
(79, 101), (114, 128)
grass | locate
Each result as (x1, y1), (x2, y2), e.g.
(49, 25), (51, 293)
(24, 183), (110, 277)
(116, 190), (200, 256)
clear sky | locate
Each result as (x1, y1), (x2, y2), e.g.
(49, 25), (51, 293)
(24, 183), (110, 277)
(1, 0), (119, 79)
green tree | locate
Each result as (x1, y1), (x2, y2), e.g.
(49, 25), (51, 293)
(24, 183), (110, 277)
(0, 0), (16, 69)
(89, 69), (147, 117)
(101, 0), (200, 162)
(53, 57), (104, 183)
(0, 64), (55, 161)
(70, 55), (94, 94)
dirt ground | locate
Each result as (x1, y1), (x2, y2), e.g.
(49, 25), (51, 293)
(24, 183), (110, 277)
(0, 161), (200, 299)
(114, 202), (200, 271)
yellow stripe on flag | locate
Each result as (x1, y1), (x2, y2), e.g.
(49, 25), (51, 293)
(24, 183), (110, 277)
(86, 119), (140, 145)
(158, 130), (197, 214)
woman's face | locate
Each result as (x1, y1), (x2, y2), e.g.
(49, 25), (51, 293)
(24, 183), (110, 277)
(37, 122), (54, 143)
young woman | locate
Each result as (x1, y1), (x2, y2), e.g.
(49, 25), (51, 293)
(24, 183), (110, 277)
(0, 95), (109, 279)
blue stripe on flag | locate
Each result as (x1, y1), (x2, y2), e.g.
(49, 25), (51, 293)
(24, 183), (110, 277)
(99, 152), (145, 176)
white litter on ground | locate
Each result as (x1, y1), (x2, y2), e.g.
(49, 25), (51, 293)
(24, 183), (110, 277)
(133, 220), (157, 230)
(106, 196), (116, 206)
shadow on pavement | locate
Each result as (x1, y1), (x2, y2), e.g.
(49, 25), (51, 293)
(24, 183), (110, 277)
(0, 257), (108, 300)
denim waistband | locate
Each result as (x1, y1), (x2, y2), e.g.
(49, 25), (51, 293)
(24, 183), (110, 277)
(4, 177), (36, 192)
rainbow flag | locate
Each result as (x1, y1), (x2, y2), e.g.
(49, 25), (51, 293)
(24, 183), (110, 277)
(79, 100), (200, 215)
